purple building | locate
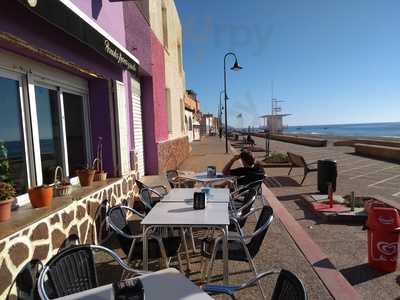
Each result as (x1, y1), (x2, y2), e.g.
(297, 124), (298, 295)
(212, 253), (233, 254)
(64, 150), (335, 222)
(0, 1), (174, 296)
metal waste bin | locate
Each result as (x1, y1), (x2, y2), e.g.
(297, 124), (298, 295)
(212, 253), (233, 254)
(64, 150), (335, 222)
(317, 160), (337, 193)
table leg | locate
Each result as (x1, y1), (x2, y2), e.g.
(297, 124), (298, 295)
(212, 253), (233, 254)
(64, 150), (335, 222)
(222, 225), (229, 285)
(143, 225), (149, 271)
(180, 228), (191, 272)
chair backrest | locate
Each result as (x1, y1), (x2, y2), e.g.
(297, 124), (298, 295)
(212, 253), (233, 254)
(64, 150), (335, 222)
(271, 269), (308, 300)
(287, 152), (306, 168)
(237, 188), (257, 228)
(247, 206), (274, 257)
(166, 170), (179, 188)
(135, 179), (149, 192)
(42, 247), (98, 298)
(139, 188), (154, 213)
(94, 199), (112, 245)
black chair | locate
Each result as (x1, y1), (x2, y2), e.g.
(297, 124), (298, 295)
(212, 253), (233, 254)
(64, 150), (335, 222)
(200, 206), (274, 297)
(166, 170), (180, 188)
(135, 179), (168, 196)
(138, 188), (160, 214)
(203, 269), (307, 300)
(37, 244), (148, 300)
(229, 188), (257, 230)
(106, 205), (182, 269)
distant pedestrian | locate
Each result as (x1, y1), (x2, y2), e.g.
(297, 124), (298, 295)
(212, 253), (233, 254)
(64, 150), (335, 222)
(246, 134), (255, 147)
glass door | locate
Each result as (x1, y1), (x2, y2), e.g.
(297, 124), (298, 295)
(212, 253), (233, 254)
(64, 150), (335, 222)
(35, 85), (63, 184)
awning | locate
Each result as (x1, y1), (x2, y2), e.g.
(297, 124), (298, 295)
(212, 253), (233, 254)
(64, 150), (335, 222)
(17, 0), (139, 74)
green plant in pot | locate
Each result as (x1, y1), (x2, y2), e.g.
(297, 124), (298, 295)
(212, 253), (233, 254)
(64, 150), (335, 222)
(0, 182), (16, 221)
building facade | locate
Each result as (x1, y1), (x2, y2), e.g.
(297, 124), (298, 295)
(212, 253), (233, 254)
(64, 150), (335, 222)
(184, 90), (201, 142)
(0, 0), (176, 297)
(137, 0), (190, 172)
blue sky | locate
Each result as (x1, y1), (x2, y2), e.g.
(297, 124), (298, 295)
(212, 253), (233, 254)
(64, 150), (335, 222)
(176, 0), (400, 127)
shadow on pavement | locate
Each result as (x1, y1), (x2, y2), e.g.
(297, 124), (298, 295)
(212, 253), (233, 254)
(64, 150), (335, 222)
(340, 263), (386, 285)
(264, 176), (301, 188)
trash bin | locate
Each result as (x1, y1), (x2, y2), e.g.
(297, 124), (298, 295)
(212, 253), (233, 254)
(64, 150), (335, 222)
(317, 160), (337, 193)
(366, 206), (400, 272)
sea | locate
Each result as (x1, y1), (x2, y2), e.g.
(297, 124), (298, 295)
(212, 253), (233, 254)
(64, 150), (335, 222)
(284, 122), (400, 139)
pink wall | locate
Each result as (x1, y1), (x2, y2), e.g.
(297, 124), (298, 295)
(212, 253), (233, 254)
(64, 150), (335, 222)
(151, 32), (169, 143)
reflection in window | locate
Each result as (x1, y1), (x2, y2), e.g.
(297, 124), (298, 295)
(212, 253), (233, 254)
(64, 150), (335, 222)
(0, 76), (28, 195)
(35, 86), (63, 184)
(63, 92), (87, 174)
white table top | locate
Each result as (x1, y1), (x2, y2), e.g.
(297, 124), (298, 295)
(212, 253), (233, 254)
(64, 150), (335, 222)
(56, 268), (213, 300)
(141, 202), (229, 226)
(161, 188), (230, 203)
(181, 172), (228, 183)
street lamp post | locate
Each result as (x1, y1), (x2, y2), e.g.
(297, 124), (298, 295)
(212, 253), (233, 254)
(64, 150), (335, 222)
(223, 52), (242, 153)
(219, 90), (224, 138)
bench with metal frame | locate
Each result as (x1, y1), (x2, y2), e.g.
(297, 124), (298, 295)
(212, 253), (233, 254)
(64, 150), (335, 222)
(287, 152), (317, 185)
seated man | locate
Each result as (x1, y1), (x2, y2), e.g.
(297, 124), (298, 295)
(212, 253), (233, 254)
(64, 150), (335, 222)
(222, 150), (265, 187)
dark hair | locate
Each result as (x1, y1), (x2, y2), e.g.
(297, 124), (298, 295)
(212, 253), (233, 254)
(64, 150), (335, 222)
(240, 150), (255, 166)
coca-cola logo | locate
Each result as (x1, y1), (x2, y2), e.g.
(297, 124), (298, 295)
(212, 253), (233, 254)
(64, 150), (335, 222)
(377, 241), (398, 256)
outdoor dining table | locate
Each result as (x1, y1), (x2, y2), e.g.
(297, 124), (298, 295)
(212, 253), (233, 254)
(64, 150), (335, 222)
(55, 268), (213, 300)
(161, 188), (230, 203)
(180, 172), (235, 187)
(141, 201), (230, 285)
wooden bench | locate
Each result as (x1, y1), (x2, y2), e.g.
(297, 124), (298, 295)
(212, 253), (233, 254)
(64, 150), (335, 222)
(287, 152), (318, 184)
(354, 143), (400, 163)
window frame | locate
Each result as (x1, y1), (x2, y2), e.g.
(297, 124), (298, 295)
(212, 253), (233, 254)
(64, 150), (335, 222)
(0, 63), (90, 206)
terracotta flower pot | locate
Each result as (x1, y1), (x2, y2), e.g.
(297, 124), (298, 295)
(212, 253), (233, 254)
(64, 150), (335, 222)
(28, 186), (53, 208)
(0, 198), (14, 222)
(76, 169), (96, 187)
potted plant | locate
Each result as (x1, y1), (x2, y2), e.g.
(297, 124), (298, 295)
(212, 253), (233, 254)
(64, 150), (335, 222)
(0, 182), (16, 221)
(28, 184), (53, 208)
(76, 165), (96, 187)
(93, 137), (107, 181)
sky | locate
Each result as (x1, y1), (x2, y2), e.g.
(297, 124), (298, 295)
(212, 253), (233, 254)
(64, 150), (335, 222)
(175, 0), (400, 127)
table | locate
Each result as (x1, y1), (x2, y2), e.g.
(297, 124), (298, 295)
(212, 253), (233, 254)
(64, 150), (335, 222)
(55, 268), (213, 300)
(180, 172), (233, 187)
(141, 201), (230, 285)
(161, 188), (230, 203)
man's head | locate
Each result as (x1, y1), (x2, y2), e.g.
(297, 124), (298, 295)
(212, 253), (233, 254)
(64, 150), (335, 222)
(240, 150), (255, 167)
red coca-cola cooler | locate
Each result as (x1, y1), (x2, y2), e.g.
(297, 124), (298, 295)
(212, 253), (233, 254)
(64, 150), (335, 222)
(366, 206), (400, 272)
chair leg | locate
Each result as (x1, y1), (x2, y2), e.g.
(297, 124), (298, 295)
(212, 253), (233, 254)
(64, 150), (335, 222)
(206, 254), (216, 283)
(301, 169), (308, 185)
(288, 167), (293, 175)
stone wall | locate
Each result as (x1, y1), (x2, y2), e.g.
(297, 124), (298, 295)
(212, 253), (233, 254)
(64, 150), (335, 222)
(158, 136), (191, 173)
(0, 173), (137, 299)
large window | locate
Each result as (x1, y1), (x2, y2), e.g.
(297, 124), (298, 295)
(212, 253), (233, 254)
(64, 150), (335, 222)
(0, 74), (28, 195)
(0, 62), (89, 201)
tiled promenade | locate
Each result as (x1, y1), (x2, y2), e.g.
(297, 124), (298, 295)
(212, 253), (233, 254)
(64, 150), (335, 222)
(252, 136), (400, 299)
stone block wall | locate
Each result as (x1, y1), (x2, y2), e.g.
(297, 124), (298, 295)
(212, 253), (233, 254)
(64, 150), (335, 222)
(0, 173), (137, 299)
(158, 136), (191, 173)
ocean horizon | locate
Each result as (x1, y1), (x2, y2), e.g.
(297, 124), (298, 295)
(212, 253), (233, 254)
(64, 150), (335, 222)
(285, 121), (400, 139)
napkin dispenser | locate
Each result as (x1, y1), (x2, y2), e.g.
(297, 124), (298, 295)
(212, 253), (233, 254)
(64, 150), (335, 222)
(193, 192), (206, 210)
(207, 165), (216, 178)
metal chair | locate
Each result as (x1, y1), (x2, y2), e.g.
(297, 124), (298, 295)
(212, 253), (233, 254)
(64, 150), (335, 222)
(37, 244), (148, 300)
(229, 188), (258, 230)
(106, 205), (183, 269)
(165, 170), (194, 188)
(138, 188), (161, 214)
(135, 179), (168, 196)
(203, 269), (307, 300)
(200, 206), (274, 298)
